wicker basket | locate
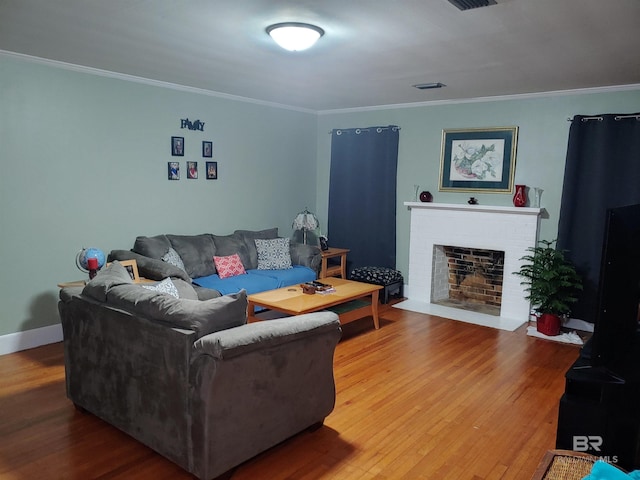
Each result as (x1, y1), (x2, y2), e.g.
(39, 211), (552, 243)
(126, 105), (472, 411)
(530, 449), (625, 480)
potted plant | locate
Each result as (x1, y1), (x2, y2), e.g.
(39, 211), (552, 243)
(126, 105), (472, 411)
(515, 239), (583, 336)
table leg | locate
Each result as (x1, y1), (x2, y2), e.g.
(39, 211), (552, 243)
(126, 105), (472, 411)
(247, 300), (258, 323)
(340, 253), (347, 279)
(371, 290), (380, 329)
(320, 257), (328, 279)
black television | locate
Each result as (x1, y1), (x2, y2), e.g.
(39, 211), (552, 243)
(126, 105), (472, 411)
(585, 203), (640, 376)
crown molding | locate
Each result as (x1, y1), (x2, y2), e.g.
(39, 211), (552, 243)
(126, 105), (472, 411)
(3, 49), (639, 116)
(0, 50), (317, 115)
(317, 83), (640, 115)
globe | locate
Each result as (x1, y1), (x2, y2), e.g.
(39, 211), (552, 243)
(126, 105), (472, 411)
(76, 247), (106, 272)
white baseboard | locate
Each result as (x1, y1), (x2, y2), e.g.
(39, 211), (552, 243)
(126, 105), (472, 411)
(0, 323), (63, 356)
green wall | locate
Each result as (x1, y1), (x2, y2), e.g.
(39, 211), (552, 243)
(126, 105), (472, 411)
(316, 89), (640, 283)
(0, 54), (318, 338)
(2, 51), (639, 343)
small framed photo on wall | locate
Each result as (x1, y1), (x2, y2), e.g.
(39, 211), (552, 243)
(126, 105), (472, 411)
(168, 162), (180, 180)
(206, 161), (218, 180)
(171, 136), (184, 156)
(187, 161), (198, 179)
(202, 141), (213, 158)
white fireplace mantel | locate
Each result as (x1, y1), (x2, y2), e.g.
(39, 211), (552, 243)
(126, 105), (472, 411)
(404, 201), (542, 217)
(402, 201), (542, 329)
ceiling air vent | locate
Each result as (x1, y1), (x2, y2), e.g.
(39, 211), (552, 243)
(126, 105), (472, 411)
(414, 83), (446, 90)
(447, 0), (497, 11)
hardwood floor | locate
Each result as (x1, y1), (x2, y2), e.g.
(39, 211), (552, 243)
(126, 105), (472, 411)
(0, 305), (580, 479)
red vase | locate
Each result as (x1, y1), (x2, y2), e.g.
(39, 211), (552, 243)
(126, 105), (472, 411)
(513, 184), (527, 207)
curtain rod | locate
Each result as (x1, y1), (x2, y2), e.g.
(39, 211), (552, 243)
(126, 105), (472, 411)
(328, 126), (401, 134)
(567, 114), (640, 122)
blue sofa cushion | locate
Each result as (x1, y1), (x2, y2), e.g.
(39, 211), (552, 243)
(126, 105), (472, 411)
(249, 265), (315, 288)
(194, 271), (276, 295)
(194, 265), (315, 295)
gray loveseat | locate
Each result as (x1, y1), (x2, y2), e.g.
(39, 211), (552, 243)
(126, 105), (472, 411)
(108, 227), (321, 297)
(59, 262), (341, 479)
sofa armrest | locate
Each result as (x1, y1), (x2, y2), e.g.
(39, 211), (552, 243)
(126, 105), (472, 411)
(189, 311), (341, 479)
(290, 243), (322, 274)
(108, 250), (191, 282)
(193, 311), (340, 360)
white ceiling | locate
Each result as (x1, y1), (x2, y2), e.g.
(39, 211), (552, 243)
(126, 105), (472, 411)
(1, 0), (639, 112)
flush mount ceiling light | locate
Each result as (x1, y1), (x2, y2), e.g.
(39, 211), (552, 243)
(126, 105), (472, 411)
(266, 22), (324, 51)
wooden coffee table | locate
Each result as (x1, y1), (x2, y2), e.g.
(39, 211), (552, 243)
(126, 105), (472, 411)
(247, 278), (383, 329)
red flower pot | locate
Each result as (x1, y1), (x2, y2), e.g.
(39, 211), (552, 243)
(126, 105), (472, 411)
(536, 313), (562, 336)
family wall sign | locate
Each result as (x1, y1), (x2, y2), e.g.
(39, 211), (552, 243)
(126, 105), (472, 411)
(180, 118), (205, 131)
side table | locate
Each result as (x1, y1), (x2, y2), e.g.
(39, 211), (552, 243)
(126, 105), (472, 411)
(320, 247), (350, 279)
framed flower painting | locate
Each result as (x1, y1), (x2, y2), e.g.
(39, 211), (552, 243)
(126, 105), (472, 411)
(439, 126), (518, 193)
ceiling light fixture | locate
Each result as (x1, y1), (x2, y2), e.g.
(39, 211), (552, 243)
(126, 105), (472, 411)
(266, 22), (324, 51)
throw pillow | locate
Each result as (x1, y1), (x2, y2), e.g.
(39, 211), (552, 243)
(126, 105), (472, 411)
(82, 261), (133, 303)
(171, 278), (199, 300)
(132, 234), (172, 259)
(255, 237), (292, 270)
(212, 233), (252, 270)
(214, 253), (247, 279)
(107, 287), (247, 338)
(233, 228), (279, 269)
(161, 247), (186, 272)
(142, 277), (180, 298)
(167, 234), (217, 279)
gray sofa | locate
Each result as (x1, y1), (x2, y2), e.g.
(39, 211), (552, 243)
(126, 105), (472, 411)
(108, 228), (322, 296)
(59, 262), (342, 480)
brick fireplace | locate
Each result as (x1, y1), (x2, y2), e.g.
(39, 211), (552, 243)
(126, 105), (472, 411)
(402, 202), (541, 329)
(432, 245), (505, 314)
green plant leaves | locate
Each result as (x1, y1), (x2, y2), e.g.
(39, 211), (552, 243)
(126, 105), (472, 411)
(514, 239), (583, 316)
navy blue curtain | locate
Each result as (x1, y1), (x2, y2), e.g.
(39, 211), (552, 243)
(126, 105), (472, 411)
(557, 113), (640, 323)
(328, 126), (400, 275)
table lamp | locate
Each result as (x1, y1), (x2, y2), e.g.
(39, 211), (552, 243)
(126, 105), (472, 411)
(292, 208), (320, 245)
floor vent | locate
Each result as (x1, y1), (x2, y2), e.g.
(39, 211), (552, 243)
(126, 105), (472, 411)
(447, 0), (497, 10)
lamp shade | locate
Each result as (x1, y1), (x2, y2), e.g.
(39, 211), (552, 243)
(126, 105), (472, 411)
(292, 209), (319, 231)
(267, 22), (324, 51)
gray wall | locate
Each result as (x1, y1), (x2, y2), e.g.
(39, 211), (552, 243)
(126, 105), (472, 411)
(0, 54), (318, 337)
(316, 89), (640, 283)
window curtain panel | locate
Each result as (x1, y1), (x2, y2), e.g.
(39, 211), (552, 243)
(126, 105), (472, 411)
(557, 113), (640, 323)
(328, 126), (400, 275)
